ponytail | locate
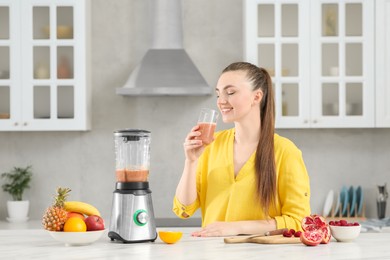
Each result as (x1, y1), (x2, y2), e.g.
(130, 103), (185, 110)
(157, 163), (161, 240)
(222, 62), (276, 217)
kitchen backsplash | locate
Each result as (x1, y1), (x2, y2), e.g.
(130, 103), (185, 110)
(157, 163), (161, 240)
(0, 0), (390, 222)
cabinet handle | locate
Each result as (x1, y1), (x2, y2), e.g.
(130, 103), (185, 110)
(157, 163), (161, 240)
(312, 119), (318, 124)
(23, 122), (28, 126)
(303, 119), (308, 124)
(14, 122), (18, 126)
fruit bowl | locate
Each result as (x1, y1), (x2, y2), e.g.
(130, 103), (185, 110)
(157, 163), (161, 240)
(47, 229), (106, 246)
(329, 225), (361, 242)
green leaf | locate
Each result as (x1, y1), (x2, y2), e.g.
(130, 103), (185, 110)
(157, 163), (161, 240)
(1, 166), (33, 201)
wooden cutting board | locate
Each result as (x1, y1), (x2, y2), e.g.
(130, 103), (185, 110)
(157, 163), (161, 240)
(249, 235), (301, 244)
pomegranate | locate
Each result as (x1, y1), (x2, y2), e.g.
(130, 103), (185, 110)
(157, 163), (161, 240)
(301, 214), (327, 231)
(300, 215), (331, 246)
(300, 230), (323, 246)
(320, 226), (331, 244)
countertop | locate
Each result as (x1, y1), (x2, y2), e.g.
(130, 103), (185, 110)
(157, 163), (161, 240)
(1, 221), (390, 259)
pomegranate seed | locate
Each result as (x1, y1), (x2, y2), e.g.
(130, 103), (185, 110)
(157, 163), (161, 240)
(329, 221), (335, 226)
(353, 222), (360, 226)
(289, 229), (296, 235)
(283, 230), (292, 237)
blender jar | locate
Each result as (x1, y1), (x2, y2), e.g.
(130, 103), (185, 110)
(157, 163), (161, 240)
(114, 129), (151, 182)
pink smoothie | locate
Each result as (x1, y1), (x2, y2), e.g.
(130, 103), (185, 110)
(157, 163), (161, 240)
(197, 122), (216, 145)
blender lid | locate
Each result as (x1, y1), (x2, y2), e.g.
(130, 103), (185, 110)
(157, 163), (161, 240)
(114, 129), (151, 141)
(114, 129), (150, 134)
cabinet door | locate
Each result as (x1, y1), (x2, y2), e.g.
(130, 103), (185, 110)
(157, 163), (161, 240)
(245, 0), (311, 128)
(0, 0), (22, 130)
(245, 0), (375, 128)
(310, 0), (374, 128)
(20, 0), (90, 131)
(376, 0), (390, 127)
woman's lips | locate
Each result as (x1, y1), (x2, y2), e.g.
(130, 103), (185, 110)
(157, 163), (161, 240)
(220, 108), (232, 114)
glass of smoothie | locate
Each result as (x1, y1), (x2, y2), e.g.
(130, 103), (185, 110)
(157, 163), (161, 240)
(196, 108), (218, 145)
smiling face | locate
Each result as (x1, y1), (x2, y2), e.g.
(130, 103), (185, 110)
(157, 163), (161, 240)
(215, 70), (263, 124)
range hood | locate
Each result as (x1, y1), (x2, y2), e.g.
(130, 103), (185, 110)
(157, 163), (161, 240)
(117, 0), (212, 96)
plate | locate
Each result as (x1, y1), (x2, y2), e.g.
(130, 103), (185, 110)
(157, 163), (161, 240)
(322, 190), (334, 217)
(349, 186), (357, 216)
(47, 229), (106, 246)
(6, 217), (29, 223)
(340, 186), (349, 217)
(333, 190), (340, 216)
(356, 186), (363, 215)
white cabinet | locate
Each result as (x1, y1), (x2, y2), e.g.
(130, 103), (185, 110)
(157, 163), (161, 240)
(0, 0), (90, 131)
(376, 0), (390, 127)
(244, 0), (374, 128)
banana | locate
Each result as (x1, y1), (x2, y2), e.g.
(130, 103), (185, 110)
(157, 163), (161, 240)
(64, 201), (101, 216)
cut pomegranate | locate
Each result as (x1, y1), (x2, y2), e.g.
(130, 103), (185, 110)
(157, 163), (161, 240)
(320, 226), (331, 244)
(301, 215), (331, 246)
(300, 230), (323, 246)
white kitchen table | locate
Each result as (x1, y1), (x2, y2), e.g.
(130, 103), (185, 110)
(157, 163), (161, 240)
(0, 221), (389, 259)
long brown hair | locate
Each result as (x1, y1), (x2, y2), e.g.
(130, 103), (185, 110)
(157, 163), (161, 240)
(222, 62), (276, 217)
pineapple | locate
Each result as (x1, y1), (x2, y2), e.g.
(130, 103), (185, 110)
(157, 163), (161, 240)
(42, 187), (71, 231)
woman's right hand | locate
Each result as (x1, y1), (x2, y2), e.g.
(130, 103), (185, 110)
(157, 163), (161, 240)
(183, 125), (205, 162)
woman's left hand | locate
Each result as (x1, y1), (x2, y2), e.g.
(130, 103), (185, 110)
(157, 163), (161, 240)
(191, 222), (241, 237)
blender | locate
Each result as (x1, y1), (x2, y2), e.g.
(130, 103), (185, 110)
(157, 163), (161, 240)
(108, 129), (157, 243)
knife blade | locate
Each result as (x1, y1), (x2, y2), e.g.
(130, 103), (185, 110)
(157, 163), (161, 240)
(224, 228), (288, 244)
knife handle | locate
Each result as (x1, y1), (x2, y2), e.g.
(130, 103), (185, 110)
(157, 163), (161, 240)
(265, 228), (288, 236)
(224, 228), (288, 244)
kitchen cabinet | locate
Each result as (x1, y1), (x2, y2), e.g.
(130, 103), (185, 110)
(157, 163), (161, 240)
(376, 0), (390, 127)
(244, 0), (374, 128)
(0, 0), (91, 131)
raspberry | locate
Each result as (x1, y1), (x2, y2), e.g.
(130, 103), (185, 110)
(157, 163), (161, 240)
(294, 231), (302, 237)
(289, 229), (296, 235)
(340, 220), (348, 226)
(283, 230), (293, 237)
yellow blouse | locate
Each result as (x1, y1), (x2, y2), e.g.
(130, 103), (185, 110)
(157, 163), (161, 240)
(173, 128), (311, 231)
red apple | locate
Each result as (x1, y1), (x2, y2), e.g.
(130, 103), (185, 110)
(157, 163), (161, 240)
(84, 215), (105, 231)
(67, 212), (85, 220)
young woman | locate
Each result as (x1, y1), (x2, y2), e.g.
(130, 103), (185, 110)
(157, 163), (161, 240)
(173, 62), (311, 237)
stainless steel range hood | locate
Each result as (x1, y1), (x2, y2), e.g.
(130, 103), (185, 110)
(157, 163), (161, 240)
(117, 0), (211, 96)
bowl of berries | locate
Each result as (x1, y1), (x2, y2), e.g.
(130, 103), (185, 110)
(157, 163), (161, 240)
(328, 219), (361, 242)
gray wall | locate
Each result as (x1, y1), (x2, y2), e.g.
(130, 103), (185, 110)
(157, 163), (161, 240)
(1, 0), (389, 224)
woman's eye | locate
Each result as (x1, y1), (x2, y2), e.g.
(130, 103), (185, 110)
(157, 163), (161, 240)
(227, 92), (235, 95)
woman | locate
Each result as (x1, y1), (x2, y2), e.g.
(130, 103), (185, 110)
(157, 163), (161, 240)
(173, 62), (311, 237)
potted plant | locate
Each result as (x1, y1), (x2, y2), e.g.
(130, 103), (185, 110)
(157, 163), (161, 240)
(1, 166), (33, 222)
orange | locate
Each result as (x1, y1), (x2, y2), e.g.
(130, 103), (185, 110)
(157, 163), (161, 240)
(158, 231), (183, 244)
(63, 217), (87, 232)
(67, 212), (85, 221)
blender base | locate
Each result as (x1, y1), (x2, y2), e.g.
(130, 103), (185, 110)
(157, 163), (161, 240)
(109, 182), (157, 243)
(108, 231), (157, 243)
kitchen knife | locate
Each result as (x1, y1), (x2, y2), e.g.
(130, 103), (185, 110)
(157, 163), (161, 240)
(224, 228), (288, 244)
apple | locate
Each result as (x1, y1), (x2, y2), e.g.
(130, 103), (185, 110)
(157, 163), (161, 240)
(67, 212), (85, 220)
(84, 215), (105, 231)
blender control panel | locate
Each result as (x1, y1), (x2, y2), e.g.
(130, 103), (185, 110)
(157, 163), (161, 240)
(134, 209), (149, 226)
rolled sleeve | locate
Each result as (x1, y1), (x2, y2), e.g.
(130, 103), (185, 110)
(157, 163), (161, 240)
(172, 196), (200, 219)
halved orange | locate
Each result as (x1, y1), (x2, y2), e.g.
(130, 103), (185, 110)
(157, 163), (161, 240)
(158, 231), (183, 244)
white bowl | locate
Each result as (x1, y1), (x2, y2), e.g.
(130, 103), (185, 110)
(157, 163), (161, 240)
(329, 225), (361, 242)
(47, 229), (106, 246)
